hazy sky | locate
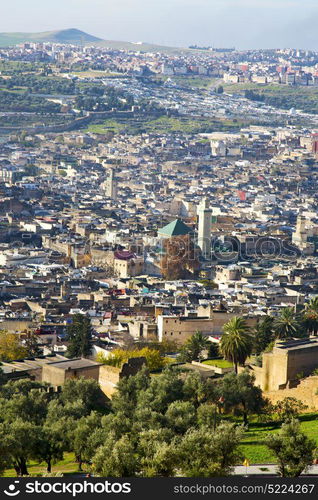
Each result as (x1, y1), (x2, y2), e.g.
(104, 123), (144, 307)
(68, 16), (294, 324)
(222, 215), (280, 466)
(2, 0), (318, 50)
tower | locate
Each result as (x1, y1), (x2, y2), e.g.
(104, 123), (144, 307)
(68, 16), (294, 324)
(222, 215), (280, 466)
(292, 215), (308, 245)
(105, 168), (118, 200)
(197, 197), (212, 259)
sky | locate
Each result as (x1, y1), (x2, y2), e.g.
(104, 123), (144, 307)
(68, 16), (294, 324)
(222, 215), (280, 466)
(1, 0), (318, 50)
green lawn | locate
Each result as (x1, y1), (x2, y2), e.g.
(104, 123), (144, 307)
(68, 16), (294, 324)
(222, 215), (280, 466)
(239, 413), (318, 464)
(3, 453), (86, 478)
(0, 86), (27, 94)
(166, 75), (220, 90)
(202, 359), (233, 368)
(223, 82), (318, 114)
(86, 115), (250, 136)
(72, 70), (123, 78)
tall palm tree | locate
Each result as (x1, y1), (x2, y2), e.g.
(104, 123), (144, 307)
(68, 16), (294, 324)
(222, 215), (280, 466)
(219, 317), (253, 374)
(253, 315), (275, 355)
(302, 297), (318, 336)
(273, 307), (302, 340)
(180, 331), (210, 362)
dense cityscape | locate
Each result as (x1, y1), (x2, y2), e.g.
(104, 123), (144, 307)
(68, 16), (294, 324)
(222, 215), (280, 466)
(0, 28), (318, 480)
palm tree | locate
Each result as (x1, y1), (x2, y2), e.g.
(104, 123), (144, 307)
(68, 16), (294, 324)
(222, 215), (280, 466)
(253, 316), (275, 355)
(180, 331), (210, 362)
(273, 307), (302, 340)
(302, 297), (318, 336)
(219, 317), (253, 374)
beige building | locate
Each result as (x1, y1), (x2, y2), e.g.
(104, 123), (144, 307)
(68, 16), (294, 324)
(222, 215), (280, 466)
(249, 338), (318, 391)
(114, 254), (144, 278)
(41, 358), (101, 387)
(157, 311), (240, 344)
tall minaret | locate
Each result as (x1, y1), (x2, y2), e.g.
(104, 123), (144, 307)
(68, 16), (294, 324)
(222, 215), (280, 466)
(197, 197), (212, 259)
(106, 168), (118, 200)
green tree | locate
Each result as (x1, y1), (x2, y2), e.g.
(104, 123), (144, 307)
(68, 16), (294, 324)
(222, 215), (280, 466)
(274, 397), (308, 422)
(218, 371), (266, 426)
(97, 347), (165, 371)
(219, 317), (253, 373)
(179, 332), (210, 362)
(111, 366), (150, 416)
(60, 377), (106, 415)
(302, 297), (318, 336)
(0, 367), (5, 387)
(0, 379), (46, 398)
(273, 307), (302, 339)
(253, 316), (275, 355)
(182, 371), (210, 407)
(165, 401), (196, 434)
(66, 314), (93, 358)
(71, 412), (102, 471)
(197, 402), (220, 429)
(92, 434), (138, 477)
(34, 426), (64, 473)
(175, 423), (243, 477)
(137, 428), (176, 477)
(0, 419), (39, 476)
(0, 331), (27, 361)
(136, 366), (184, 414)
(267, 418), (316, 477)
(24, 331), (43, 357)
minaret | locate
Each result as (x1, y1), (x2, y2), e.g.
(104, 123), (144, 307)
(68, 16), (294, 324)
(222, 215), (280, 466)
(106, 168), (118, 200)
(197, 197), (212, 259)
(292, 214), (307, 245)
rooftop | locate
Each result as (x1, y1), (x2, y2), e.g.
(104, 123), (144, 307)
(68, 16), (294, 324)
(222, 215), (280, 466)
(158, 218), (192, 237)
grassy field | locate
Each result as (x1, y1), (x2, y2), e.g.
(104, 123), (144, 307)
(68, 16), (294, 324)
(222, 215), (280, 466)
(159, 75), (220, 90)
(202, 359), (233, 368)
(223, 82), (318, 114)
(72, 70), (124, 79)
(240, 413), (318, 463)
(0, 87), (27, 94)
(86, 115), (249, 135)
(3, 453), (85, 478)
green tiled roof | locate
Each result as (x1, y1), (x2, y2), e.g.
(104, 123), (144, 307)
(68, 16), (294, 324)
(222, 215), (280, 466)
(158, 219), (192, 237)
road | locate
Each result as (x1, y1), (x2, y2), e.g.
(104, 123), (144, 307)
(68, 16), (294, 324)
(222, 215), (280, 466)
(234, 464), (318, 476)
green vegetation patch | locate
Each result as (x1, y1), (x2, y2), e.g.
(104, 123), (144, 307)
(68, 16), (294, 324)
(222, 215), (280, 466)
(239, 413), (318, 464)
(224, 82), (318, 114)
(202, 359), (233, 368)
(86, 114), (250, 135)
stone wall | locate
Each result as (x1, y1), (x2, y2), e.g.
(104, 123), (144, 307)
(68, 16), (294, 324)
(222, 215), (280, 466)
(256, 341), (318, 391)
(265, 376), (318, 410)
(98, 357), (147, 398)
(98, 365), (121, 399)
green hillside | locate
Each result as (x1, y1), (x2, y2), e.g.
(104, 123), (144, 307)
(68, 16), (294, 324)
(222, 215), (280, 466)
(0, 28), (193, 54)
(0, 29), (102, 47)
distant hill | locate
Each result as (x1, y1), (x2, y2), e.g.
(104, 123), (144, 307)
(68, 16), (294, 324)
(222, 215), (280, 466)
(0, 29), (102, 47)
(0, 28), (191, 54)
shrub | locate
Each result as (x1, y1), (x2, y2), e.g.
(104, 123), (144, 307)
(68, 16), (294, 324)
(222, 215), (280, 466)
(97, 347), (167, 371)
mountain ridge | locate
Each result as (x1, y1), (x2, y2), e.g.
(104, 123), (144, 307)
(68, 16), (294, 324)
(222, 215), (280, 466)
(0, 28), (188, 54)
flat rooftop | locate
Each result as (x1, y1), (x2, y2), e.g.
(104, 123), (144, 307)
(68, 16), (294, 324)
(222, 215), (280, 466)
(45, 358), (101, 371)
(275, 339), (318, 351)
